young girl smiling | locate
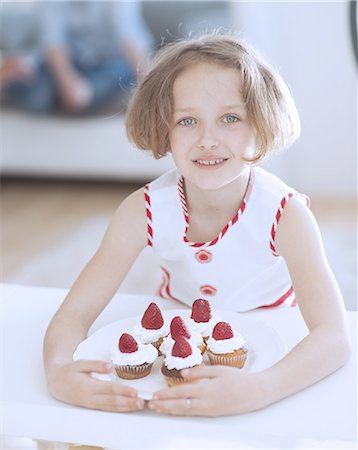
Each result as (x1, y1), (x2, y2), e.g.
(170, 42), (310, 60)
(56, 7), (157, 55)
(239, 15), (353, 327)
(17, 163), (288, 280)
(44, 34), (350, 417)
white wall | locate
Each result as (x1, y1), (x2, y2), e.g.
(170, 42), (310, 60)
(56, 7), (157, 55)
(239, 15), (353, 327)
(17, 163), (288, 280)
(230, 1), (356, 199)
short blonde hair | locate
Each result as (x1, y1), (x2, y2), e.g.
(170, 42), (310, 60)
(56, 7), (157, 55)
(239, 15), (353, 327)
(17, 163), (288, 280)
(125, 33), (300, 164)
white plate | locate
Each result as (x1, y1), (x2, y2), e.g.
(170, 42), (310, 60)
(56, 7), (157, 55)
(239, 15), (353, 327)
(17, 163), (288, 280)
(73, 309), (288, 400)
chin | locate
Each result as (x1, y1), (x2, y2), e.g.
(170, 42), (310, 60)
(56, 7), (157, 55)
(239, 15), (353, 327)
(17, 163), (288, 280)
(191, 174), (234, 191)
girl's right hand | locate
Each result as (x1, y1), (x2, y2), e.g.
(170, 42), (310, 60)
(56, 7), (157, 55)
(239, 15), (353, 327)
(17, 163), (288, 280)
(47, 359), (144, 412)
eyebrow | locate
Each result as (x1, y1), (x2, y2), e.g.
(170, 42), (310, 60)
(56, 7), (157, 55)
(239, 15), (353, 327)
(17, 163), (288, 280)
(221, 104), (246, 110)
(174, 104), (246, 113)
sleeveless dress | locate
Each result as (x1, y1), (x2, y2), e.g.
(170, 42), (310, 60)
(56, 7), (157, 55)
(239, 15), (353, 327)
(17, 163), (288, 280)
(144, 167), (309, 312)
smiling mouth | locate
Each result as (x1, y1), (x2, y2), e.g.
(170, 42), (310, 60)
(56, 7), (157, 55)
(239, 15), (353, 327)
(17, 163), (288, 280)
(194, 158), (227, 166)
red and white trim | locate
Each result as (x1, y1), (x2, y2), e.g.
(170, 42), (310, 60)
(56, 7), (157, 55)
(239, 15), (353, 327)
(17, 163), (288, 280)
(178, 169), (255, 248)
(260, 285), (296, 308)
(156, 266), (186, 304)
(144, 184), (153, 247)
(270, 192), (311, 256)
(270, 193), (294, 256)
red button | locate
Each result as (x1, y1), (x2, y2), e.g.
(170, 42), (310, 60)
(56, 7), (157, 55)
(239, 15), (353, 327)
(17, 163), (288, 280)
(200, 285), (217, 296)
(195, 249), (212, 264)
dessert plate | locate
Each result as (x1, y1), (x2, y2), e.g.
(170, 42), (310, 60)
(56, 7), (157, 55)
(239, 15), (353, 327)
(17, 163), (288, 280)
(73, 309), (288, 400)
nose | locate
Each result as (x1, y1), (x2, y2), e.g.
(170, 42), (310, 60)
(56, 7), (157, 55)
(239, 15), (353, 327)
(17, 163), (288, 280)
(197, 125), (218, 151)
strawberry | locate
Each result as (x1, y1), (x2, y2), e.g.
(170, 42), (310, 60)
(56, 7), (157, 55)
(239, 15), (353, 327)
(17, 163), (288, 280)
(141, 302), (164, 330)
(212, 322), (234, 340)
(172, 336), (192, 358)
(118, 333), (138, 353)
(170, 316), (191, 340)
(191, 298), (212, 323)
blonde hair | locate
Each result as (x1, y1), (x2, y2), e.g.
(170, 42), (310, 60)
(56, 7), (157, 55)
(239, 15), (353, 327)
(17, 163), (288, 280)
(125, 33), (301, 164)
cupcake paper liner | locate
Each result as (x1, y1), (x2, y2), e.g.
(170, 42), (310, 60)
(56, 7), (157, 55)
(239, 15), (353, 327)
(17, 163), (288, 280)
(198, 342), (207, 354)
(153, 337), (164, 355)
(164, 375), (194, 387)
(114, 362), (153, 380)
(207, 349), (247, 369)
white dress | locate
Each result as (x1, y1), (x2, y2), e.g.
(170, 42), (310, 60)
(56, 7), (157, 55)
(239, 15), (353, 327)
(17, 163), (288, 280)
(144, 167), (309, 312)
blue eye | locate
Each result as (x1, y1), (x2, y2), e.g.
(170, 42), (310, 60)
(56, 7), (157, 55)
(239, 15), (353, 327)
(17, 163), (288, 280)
(179, 118), (195, 126)
(223, 115), (239, 123)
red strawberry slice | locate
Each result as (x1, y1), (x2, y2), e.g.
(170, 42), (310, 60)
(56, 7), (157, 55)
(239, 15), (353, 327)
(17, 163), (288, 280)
(118, 333), (138, 353)
(191, 298), (212, 323)
(212, 322), (234, 340)
(141, 302), (164, 330)
(172, 336), (192, 358)
(170, 316), (191, 340)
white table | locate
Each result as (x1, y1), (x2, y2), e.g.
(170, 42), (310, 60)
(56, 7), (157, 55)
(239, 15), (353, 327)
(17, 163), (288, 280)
(2, 284), (357, 449)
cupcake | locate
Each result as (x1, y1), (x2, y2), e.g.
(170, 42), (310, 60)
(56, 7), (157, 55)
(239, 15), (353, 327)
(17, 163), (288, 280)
(161, 336), (203, 387)
(132, 302), (169, 353)
(186, 298), (220, 341)
(111, 333), (157, 380)
(159, 316), (205, 356)
(206, 321), (248, 369)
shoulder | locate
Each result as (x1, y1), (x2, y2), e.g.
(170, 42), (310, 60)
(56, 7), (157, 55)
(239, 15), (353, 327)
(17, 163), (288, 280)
(250, 167), (303, 225)
(249, 168), (310, 238)
(275, 196), (324, 263)
(146, 169), (182, 216)
(102, 187), (148, 252)
(113, 187), (147, 228)
(252, 166), (310, 222)
(147, 168), (180, 192)
(253, 167), (295, 198)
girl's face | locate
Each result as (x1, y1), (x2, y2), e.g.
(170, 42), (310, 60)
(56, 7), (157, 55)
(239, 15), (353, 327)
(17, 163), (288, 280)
(169, 62), (256, 191)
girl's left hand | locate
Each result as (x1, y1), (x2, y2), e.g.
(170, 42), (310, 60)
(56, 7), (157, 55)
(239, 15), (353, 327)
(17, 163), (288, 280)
(148, 365), (269, 417)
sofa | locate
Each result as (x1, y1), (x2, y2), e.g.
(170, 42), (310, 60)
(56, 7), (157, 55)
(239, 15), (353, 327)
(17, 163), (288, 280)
(1, 1), (230, 181)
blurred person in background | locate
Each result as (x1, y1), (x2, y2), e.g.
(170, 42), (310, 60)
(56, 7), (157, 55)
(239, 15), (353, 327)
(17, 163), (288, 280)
(0, 1), (154, 115)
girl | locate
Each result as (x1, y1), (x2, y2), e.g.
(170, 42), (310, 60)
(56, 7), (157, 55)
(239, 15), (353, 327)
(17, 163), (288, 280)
(44, 34), (350, 417)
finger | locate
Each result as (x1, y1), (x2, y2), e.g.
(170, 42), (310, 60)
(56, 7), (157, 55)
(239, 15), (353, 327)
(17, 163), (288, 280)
(181, 364), (225, 380)
(152, 383), (199, 400)
(92, 379), (139, 398)
(74, 359), (113, 374)
(149, 397), (206, 416)
(89, 394), (145, 412)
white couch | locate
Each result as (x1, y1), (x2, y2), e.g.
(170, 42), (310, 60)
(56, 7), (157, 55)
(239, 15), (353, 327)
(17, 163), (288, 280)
(0, 1), (230, 181)
(1, 110), (175, 181)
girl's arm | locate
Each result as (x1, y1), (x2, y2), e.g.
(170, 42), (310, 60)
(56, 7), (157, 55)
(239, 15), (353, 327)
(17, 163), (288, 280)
(148, 197), (351, 416)
(256, 196), (351, 403)
(44, 188), (148, 412)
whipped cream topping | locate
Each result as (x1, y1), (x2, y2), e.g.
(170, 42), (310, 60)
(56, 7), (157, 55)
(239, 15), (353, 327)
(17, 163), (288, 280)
(132, 322), (169, 344)
(163, 345), (203, 370)
(110, 342), (157, 366)
(206, 332), (247, 354)
(185, 313), (221, 338)
(159, 331), (203, 356)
